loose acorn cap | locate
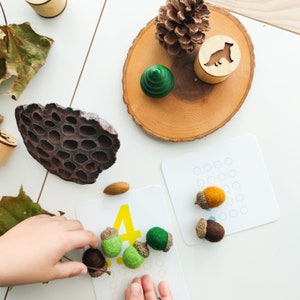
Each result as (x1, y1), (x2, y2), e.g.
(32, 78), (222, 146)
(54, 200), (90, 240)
(195, 218), (225, 242)
(82, 248), (110, 277)
(195, 186), (226, 209)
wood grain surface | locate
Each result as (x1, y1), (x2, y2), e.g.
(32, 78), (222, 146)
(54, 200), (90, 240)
(208, 0), (300, 34)
(122, 6), (255, 142)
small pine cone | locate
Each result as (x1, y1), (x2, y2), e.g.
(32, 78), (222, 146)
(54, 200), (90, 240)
(155, 0), (210, 56)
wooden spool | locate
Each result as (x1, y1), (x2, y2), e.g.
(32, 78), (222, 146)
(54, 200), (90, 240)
(194, 35), (241, 84)
(25, 0), (67, 18)
(0, 130), (17, 167)
(122, 5), (255, 142)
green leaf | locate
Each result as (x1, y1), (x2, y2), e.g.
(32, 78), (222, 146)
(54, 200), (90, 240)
(0, 22), (53, 100)
(0, 186), (44, 236)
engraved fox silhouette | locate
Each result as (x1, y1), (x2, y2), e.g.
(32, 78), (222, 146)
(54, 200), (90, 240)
(204, 42), (234, 67)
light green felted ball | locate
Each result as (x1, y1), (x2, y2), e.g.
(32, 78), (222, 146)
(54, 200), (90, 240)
(101, 235), (122, 258)
(146, 227), (168, 251)
(122, 245), (144, 269)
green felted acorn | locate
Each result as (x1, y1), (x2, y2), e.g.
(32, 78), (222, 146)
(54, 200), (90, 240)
(146, 226), (173, 252)
(101, 227), (122, 258)
(122, 241), (149, 269)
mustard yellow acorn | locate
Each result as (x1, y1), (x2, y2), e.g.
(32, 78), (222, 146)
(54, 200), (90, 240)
(195, 186), (225, 209)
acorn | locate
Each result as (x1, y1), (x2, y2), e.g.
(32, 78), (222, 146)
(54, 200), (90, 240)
(146, 226), (173, 252)
(195, 186), (226, 209)
(122, 240), (149, 269)
(195, 218), (225, 242)
(100, 227), (122, 258)
(103, 181), (130, 195)
(82, 248), (110, 277)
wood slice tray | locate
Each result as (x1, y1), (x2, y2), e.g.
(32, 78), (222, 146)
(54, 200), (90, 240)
(122, 5), (255, 142)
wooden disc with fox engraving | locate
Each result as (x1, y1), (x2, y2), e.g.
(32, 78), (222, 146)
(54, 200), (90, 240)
(194, 35), (241, 84)
(122, 5), (255, 142)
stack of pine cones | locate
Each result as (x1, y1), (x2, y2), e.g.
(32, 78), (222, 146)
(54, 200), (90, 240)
(155, 0), (210, 56)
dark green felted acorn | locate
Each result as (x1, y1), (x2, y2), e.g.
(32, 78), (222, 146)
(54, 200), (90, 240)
(101, 227), (122, 258)
(195, 218), (225, 242)
(122, 240), (149, 269)
(82, 248), (111, 277)
(146, 226), (173, 252)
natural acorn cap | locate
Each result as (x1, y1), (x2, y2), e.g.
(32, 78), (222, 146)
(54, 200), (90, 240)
(82, 248), (110, 277)
(195, 186), (226, 209)
(134, 240), (150, 258)
(100, 227), (118, 240)
(195, 218), (225, 242)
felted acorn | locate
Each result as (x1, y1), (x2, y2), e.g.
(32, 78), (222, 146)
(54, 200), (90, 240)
(122, 241), (149, 269)
(82, 248), (110, 277)
(146, 226), (173, 252)
(100, 227), (122, 258)
(195, 218), (225, 242)
(195, 186), (226, 209)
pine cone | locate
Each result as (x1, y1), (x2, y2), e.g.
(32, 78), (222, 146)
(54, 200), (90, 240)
(155, 0), (210, 56)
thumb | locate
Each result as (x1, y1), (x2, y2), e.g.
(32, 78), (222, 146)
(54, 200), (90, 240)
(125, 282), (144, 300)
(53, 261), (87, 279)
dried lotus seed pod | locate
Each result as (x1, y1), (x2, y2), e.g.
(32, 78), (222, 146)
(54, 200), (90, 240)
(122, 241), (149, 269)
(196, 218), (225, 242)
(195, 186), (226, 209)
(82, 248), (110, 277)
(15, 103), (120, 184)
(146, 226), (173, 252)
(100, 227), (122, 258)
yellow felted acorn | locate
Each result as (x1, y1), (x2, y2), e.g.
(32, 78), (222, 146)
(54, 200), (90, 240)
(195, 186), (225, 209)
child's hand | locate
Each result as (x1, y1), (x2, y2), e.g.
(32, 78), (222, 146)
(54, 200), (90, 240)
(125, 274), (173, 300)
(0, 214), (98, 286)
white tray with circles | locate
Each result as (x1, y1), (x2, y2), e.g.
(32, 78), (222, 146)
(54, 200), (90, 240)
(162, 133), (280, 246)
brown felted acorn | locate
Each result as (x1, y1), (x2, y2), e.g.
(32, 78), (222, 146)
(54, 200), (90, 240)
(155, 0), (210, 56)
(195, 218), (225, 242)
(82, 248), (111, 277)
